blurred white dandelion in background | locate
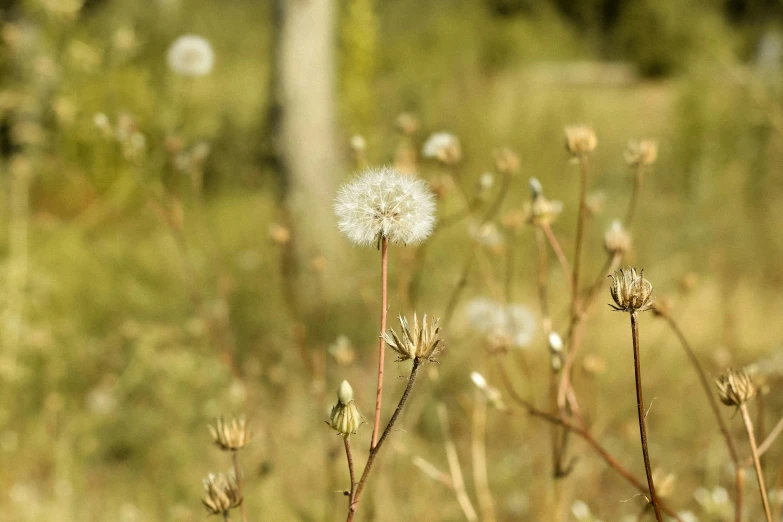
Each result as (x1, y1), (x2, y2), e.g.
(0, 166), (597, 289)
(167, 35), (214, 77)
(463, 298), (536, 349)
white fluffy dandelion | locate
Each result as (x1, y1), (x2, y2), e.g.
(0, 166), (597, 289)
(334, 166), (436, 247)
(463, 298), (536, 349)
(422, 132), (461, 164)
(167, 35), (214, 77)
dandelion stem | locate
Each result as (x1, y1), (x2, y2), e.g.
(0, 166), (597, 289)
(348, 359), (421, 521)
(630, 311), (663, 522)
(740, 403), (773, 522)
(371, 237), (389, 450)
(231, 451), (248, 522)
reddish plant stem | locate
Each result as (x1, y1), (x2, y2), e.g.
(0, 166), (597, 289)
(344, 437), (356, 507)
(541, 222), (571, 280)
(493, 359), (683, 522)
(630, 312), (663, 522)
(371, 237), (389, 450)
(347, 359), (421, 521)
(658, 312), (743, 522)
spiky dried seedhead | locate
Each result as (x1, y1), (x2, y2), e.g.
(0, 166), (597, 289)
(716, 368), (756, 406)
(625, 139), (658, 168)
(201, 472), (242, 516)
(328, 380), (363, 437)
(422, 132), (461, 165)
(565, 125), (597, 158)
(208, 416), (251, 452)
(382, 313), (443, 363)
(608, 267), (654, 313)
(604, 220), (632, 255)
(334, 166), (436, 247)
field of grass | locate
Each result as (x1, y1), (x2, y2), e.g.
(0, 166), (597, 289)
(1, 1), (783, 521)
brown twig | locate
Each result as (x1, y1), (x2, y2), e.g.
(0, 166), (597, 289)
(493, 359), (683, 521)
(347, 359), (421, 521)
(658, 311), (743, 522)
(740, 403), (773, 522)
(344, 437), (356, 507)
(371, 237), (390, 449)
(624, 167), (643, 227)
(630, 312), (663, 522)
(571, 156), (589, 316)
(540, 222), (572, 279)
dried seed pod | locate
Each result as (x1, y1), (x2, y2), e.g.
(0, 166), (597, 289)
(608, 267), (654, 313)
(715, 368), (756, 406)
(207, 416), (251, 452)
(565, 125), (597, 158)
(382, 313), (444, 363)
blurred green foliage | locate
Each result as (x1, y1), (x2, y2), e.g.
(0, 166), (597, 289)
(0, 0), (782, 521)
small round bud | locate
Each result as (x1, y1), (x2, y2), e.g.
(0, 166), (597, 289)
(528, 177), (543, 199)
(470, 371), (488, 390)
(608, 267), (655, 313)
(604, 220), (632, 255)
(565, 125), (597, 158)
(328, 381), (363, 437)
(715, 368), (756, 406)
(337, 380), (354, 405)
(478, 172), (494, 192)
(548, 332), (563, 353)
(349, 134), (367, 153)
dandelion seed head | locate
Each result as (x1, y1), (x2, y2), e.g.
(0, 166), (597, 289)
(463, 298), (536, 349)
(334, 166), (436, 247)
(167, 35), (214, 77)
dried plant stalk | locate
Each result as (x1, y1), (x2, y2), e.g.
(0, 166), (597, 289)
(740, 403), (773, 522)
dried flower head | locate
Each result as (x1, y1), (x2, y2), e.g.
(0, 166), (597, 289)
(422, 132), (461, 165)
(208, 416), (251, 451)
(494, 148), (520, 175)
(328, 380), (363, 437)
(201, 472), (242, 516)
(565, 125), (597, 158)
(334, 166), (436, 247)
(396, 113), (419, 136)
(167, 35), (214, 77)
(625, 139), (658, 168)
(382, 313), (443, 363)
(715, 368), (756, 406)
(608, 267), (654, 313)
(525, 178), (563, 226)
(604, 220), (632, 255)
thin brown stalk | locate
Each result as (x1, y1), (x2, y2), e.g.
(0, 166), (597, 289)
(471, 390), (496, 522)
(347, 359), (421, 521)
(443, 244), (477, 327)
(624, 167), (643, 226)
(630, 312), (663, 522)
(658, 311), (743, 522)
(571, 156), (589, 317)
(371, 237), (389, 449)
(740, 403), (773, 522)
(541, 222), (572, 279)
(344, 437), (356, 506)
(757, 414), (783, 458)
(493, 359), (683, 522)
(231, 452), (247, 522)
(438, 403), (479, 522)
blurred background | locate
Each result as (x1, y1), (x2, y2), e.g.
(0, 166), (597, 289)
(1, 0), (783, 520)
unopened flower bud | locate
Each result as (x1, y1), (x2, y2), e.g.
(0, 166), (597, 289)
(604, 220), (631, 255)
(328, 380), (363, 437)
